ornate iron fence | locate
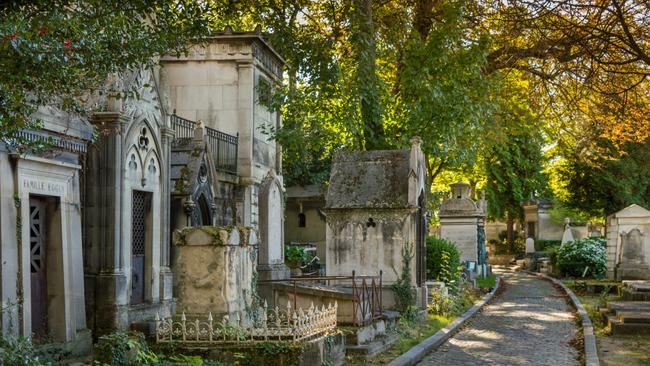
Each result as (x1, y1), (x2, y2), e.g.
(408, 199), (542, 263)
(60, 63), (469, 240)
(170, 113), (196, 139)
(155, 301), (337, 344)
(206, 127), (238, 175)
(258, 271), (383, 327)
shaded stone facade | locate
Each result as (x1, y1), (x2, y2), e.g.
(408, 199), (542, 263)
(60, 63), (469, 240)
(0, 107), (92, 354)
(284, 184), (327, 264)
(160, 31), (288, 281)
(83, 68), (175, 336)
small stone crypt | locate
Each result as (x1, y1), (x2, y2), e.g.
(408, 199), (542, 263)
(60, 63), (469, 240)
(324, 137), (429, 309)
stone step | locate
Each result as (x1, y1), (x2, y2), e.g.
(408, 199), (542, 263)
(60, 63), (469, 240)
(623, 280), (650, 292)
(622, 288), (650, 301)
(619, 312), (650, 324)
(606, 301), (650, 313)
(346, 333), (400, 359)
(609, 317), (650, 335)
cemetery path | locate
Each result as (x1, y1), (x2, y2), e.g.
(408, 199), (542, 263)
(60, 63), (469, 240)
(417, 268), (580, 366)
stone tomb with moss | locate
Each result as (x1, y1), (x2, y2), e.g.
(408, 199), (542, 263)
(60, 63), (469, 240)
(172, 226), (258, 319)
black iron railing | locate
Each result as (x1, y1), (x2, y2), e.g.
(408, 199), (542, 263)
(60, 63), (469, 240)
(171, 113), (238, 175)
(170, 113), (196, 139)
(206, 127), (238, 175)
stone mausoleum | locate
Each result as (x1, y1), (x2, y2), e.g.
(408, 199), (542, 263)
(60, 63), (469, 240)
(160, 30), (289, 281)
(324, 138), (429, 308)
(439, 182), (487, 272)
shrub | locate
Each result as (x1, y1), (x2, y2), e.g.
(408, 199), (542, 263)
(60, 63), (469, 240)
(535, 240), (562, 251)
(426, 237), (460, 281)
(556, 237), (607, 278)
(0, 335), (54, 366)
(284, 245), (306, 269)
(392, 244), (415, 314)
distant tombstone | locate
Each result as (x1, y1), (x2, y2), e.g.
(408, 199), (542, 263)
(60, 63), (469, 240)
(621, 229), (645, 264)
(617, 228), (650, 280)
(525, 237), (535, 254)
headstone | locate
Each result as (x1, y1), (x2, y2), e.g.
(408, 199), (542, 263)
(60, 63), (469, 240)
(617, 229), (650, 280)
(525, 237), (535, 254)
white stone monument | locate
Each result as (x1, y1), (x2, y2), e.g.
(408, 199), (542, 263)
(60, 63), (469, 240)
(525, 237), (536, 254)
(439, 182), (484, 263)
(606, 204), (650, 280)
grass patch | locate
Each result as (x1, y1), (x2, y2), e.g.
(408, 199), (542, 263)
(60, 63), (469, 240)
(346, 313), (455, 366)
(476, 275), (496, 289)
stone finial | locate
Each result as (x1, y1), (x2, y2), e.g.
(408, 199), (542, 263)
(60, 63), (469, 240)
(410, 136), (422, 146)
(450, 182), (471, 200)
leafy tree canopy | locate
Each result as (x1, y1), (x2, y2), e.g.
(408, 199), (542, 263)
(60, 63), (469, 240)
(0, 0), (213, 145)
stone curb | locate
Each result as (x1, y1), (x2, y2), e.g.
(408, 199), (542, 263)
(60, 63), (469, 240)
(526, 271), (600, 366)
(386, 276), (501, 366)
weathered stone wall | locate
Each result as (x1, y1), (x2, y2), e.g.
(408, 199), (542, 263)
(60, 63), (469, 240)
(172, 226), (257, 317)
(325, 209), (416, 285)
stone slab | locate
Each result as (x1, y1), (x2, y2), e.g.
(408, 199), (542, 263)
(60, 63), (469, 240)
(620, 312), (650, 324)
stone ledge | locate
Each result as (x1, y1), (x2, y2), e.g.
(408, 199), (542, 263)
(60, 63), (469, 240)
(528, 271), (600, 366)
(386, 276), (501, 366)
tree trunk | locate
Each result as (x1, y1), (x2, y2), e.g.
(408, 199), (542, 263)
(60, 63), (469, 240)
(353, 0), (385, 150)
(506, 212), (515, 252)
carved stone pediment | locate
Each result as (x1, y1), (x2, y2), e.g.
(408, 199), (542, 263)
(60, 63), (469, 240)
(122, 68), (163, 127)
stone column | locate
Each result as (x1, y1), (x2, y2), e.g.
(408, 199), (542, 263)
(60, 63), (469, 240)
(88, 112), (130, 334)
(160, 125), (175, 301)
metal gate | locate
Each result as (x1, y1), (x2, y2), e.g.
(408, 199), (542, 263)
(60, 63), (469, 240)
(29, 198), (47, 337)
(131, 191), (149, 305)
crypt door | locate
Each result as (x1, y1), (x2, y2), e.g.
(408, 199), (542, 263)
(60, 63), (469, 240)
(29, 198), (47, 338)
(131, 190), (150, 305)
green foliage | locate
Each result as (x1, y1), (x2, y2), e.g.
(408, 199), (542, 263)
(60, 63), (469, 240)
(535, 240), (562, 252)
(550, 136), (650, 216)
(428, 282), (479, 317)
(0, 1), (213, 147)
(391, 244), (415, 314)
(0, 335), (63, 366)
(492, 230), (525, 255)
(284, 245), (306, 269)
(483, 75), (547, 225)
(476, 275), (496, 289)
(556, 237), (607, 278)
(425, 237), (460, 281)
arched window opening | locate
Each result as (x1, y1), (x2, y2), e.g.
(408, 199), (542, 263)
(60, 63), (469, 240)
(197, 194), (212, 226)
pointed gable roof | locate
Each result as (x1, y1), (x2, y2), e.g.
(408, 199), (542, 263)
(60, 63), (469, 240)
(610, 204), (650, 219)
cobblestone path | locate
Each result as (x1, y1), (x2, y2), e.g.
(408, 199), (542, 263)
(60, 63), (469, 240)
(417, 269), (579, 366)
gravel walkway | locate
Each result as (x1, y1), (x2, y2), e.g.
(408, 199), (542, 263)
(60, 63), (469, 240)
(417, 269), (579, 366)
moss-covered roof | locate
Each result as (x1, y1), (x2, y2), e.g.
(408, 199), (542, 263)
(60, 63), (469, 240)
(171, 138), (210, 195)
(325, 149), (412, 209)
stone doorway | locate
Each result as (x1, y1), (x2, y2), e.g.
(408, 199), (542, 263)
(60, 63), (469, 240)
(29, 198), (47, 338)
(28, 195), (65, 340)
(131, 190), (152, 305)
